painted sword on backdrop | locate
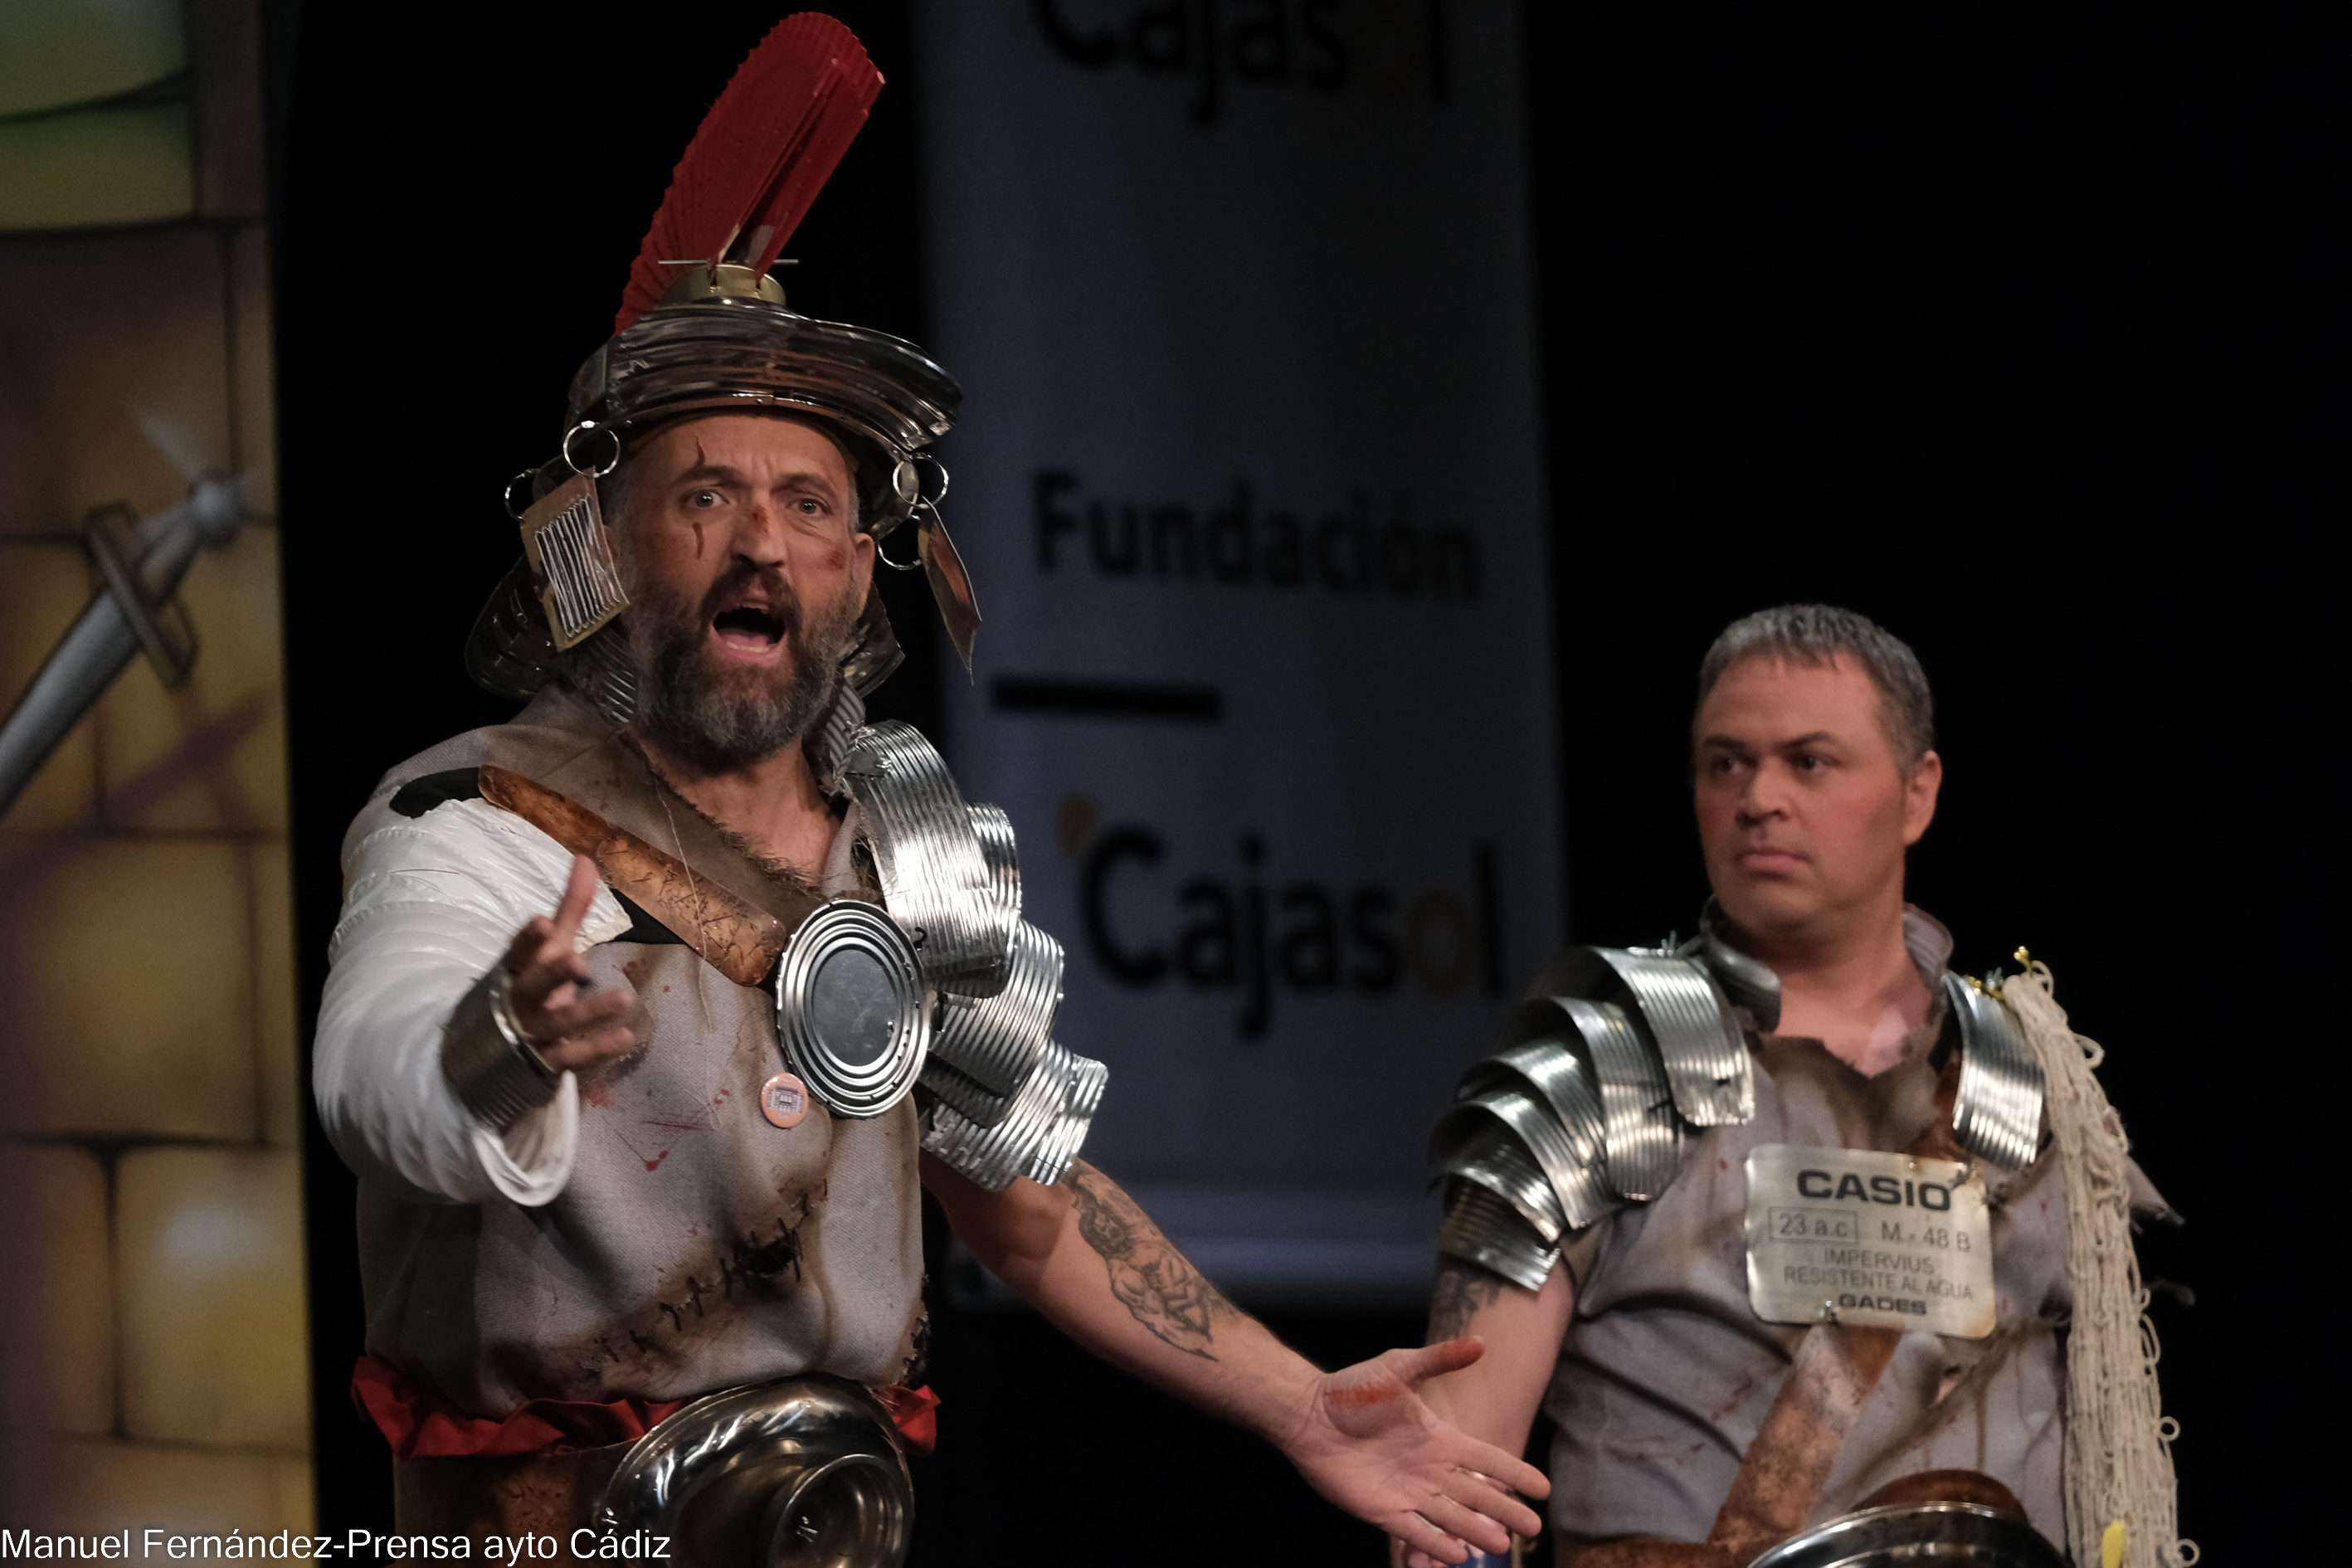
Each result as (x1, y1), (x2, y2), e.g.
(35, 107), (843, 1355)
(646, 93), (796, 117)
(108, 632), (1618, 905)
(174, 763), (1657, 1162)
(0, 475), (250, 820)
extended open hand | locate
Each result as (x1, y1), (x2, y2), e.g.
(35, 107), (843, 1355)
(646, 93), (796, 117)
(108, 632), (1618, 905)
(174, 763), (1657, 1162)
(1273, 1337), (1547, 1566)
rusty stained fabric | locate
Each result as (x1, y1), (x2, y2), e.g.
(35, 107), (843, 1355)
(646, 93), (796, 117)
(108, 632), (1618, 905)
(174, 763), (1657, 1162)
(1702, 1324), (1905, 1557)
(1562, 973), (2058, 1568)
(333, 684), (927, 1420)
(1702, 1051), (1970, 1556)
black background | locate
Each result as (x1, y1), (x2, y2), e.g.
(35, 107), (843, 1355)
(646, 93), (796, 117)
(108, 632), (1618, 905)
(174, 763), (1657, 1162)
(269, 3), (2334, 1561)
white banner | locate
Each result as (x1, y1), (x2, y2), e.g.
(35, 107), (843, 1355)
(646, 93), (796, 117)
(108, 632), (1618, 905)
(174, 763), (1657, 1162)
(916, 0), (1555, 1306)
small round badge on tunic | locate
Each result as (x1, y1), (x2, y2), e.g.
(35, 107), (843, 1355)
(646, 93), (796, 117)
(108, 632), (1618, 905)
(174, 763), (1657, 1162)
(761, 1071), (811, 1129)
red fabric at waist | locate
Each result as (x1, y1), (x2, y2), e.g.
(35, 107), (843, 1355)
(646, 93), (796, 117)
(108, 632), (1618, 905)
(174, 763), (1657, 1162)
(872, 1383), (939, 1456)
(352, 1356), (684, 1461)
(353, 1356), (939, 1461)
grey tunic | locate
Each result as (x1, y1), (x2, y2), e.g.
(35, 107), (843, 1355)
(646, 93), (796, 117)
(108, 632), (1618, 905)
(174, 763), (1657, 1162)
(323, 685), (925, 1415)
(1544, 911), (2140, 1548)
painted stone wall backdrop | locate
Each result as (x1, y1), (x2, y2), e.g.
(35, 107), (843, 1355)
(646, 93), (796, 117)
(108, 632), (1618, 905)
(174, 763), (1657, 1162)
(0, 0), (311, 1535)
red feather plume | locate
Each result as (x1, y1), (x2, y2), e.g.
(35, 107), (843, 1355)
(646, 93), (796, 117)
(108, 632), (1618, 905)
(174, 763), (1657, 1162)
(614, 13), (884, 334)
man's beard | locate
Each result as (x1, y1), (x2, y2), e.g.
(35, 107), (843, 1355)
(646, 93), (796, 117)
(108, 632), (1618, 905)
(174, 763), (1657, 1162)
(624, 564), (862, 768)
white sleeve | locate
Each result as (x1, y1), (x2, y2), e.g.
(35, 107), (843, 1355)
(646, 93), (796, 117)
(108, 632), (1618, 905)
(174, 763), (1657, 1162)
(315, 798), (629, 1206)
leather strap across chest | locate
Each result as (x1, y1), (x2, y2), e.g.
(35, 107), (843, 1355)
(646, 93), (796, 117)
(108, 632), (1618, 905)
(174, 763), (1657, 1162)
(478, 763), (817, 986)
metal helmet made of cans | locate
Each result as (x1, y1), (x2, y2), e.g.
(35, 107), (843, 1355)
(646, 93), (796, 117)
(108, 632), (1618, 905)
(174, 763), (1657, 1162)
(465, 12), (974, 718)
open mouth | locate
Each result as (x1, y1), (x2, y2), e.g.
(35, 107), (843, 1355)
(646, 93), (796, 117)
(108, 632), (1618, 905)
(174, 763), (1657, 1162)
(712, 604), (787, 650)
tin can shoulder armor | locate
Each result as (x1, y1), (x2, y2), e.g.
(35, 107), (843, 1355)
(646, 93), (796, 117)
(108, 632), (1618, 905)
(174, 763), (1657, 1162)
(761, 695), (1108, 1189)
(1431, 923), (2046, 1290)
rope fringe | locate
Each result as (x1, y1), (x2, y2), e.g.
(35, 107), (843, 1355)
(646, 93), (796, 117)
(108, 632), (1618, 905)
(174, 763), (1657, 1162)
(2001, 962), (2196, 1567)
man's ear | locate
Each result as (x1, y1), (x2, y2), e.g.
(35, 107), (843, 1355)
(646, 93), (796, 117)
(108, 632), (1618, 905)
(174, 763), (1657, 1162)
(847, 526), (876, 599)
(1901, 750), (1944, 845)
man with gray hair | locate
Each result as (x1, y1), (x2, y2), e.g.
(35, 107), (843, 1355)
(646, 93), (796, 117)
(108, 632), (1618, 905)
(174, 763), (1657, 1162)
(309, 17), (1551, 1566)
(1697, 605), (1937, 776)
(1403, 605), (2184, 1566)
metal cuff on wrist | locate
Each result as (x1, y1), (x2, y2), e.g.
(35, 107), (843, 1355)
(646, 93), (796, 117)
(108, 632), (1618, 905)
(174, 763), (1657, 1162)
(442, 965), (560, 1131)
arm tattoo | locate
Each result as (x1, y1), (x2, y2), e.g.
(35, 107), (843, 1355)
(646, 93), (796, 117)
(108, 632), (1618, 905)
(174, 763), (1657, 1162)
(1065, 1161), (1235, 1361)
(1427, 1261), (1507, 1343)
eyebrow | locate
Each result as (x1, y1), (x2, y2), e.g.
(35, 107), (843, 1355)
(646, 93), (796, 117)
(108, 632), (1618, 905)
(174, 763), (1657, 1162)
(1696, 730), (1845, 750)
(668, 463), (843, 500)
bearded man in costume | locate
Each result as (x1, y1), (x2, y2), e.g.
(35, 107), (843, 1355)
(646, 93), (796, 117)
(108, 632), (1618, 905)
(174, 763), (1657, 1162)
(312, 17), (1544, 1566)
(1407, 606), (2191, 1568)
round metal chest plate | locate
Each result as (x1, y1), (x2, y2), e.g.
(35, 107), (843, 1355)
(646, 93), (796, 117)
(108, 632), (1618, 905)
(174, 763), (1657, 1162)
(598, 1375), (913, 1568)
(1748, 1503), (2067, 1568)
(775, 900), (929, 1119)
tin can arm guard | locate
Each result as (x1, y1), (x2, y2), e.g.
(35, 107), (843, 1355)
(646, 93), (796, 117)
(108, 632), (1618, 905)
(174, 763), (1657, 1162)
(1430, 938), (1752, 1288)
(441, 964), (562, 1132)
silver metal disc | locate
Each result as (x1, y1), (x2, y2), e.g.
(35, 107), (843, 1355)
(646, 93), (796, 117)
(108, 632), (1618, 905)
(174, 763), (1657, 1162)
(597, 1375), (913, 1568)
(775, 900), (930, 1119)
(1748, 1502), (2066, 1568)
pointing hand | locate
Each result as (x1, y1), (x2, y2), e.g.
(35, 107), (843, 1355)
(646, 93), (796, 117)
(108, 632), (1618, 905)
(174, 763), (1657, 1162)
(498, 854), (636, 1074)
